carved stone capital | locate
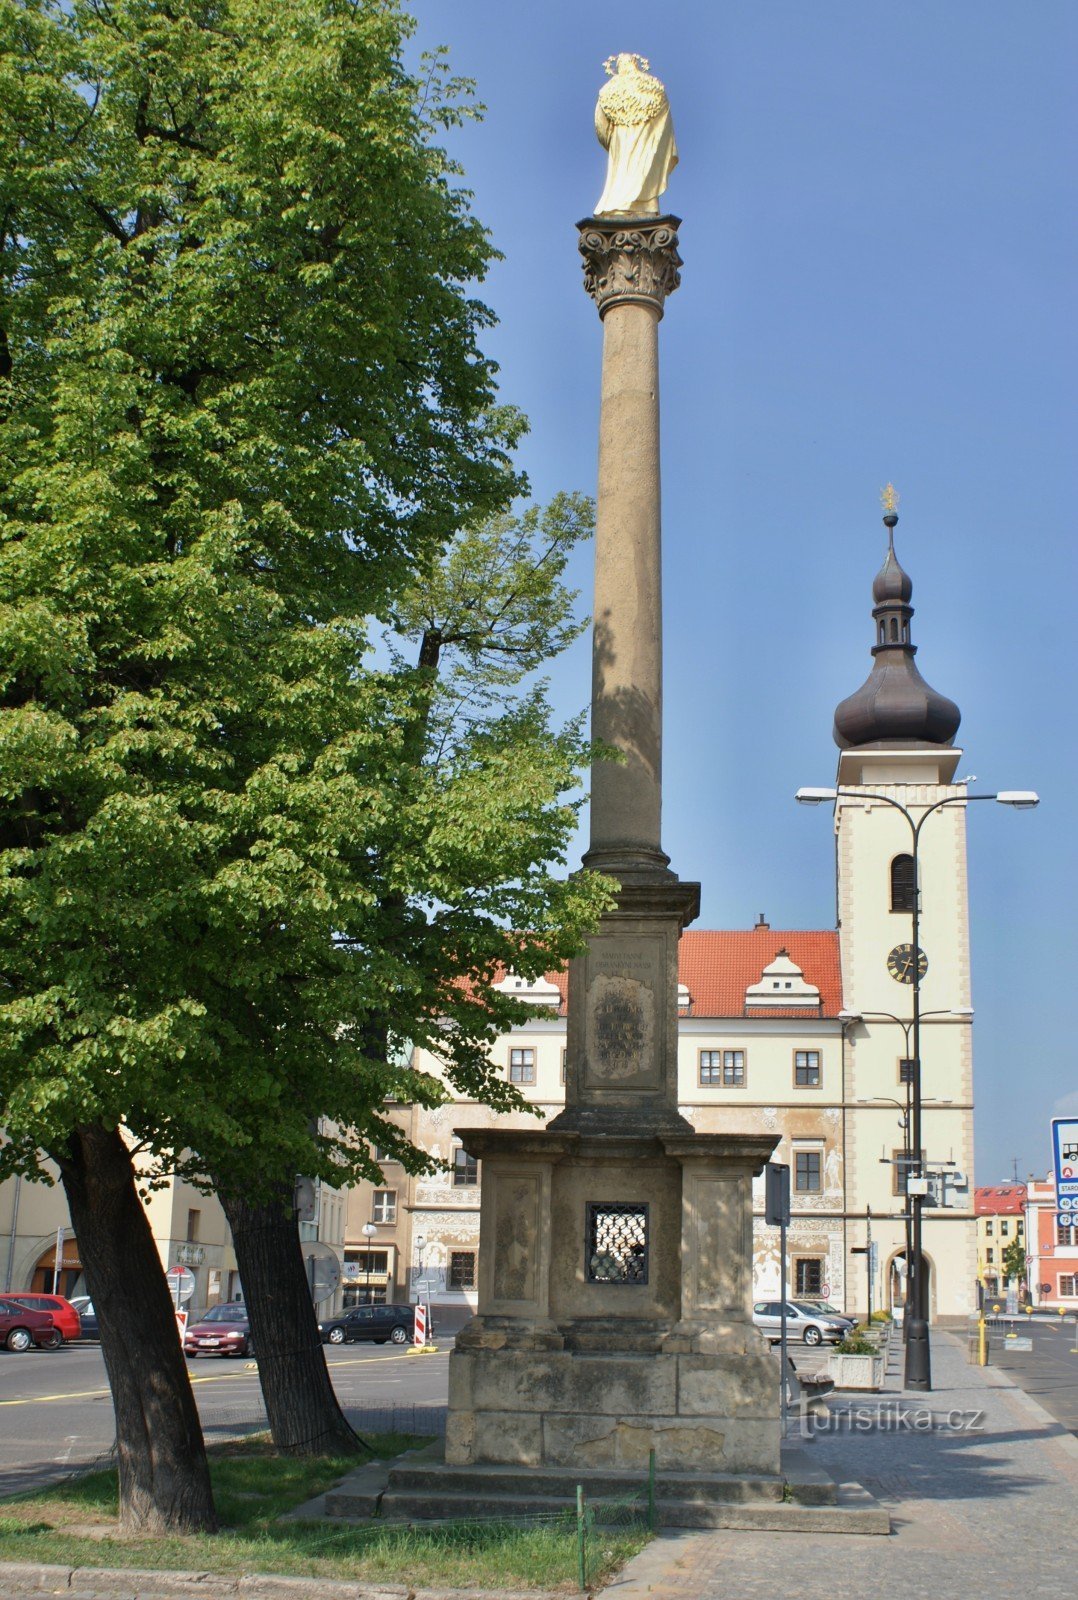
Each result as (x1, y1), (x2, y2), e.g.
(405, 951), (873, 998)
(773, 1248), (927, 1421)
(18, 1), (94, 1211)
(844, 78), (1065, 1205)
(577, 214), (682, 319)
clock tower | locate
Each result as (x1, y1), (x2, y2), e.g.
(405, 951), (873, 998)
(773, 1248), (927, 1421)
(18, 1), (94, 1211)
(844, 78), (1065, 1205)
(831, 503), (976, 1319)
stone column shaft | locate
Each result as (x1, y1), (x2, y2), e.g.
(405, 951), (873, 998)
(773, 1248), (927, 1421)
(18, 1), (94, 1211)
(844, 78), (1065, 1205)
(590, 299), (664, 867)
(578, 215), (683, 877)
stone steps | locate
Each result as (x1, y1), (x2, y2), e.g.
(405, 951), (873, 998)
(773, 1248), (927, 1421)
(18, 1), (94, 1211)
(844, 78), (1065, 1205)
(383, 1462), (787, 1504)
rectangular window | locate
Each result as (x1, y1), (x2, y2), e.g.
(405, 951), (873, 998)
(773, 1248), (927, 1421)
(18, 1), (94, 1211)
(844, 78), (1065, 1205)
(985, 1220), (994, 1236)
(186, 1209), (200, 1243)
(1000, 1220), (1010, 1236)
(1017, 1221), (1024, 1236)
(509, 1047), (535, 1084)
(794, 1150), (822, 1193)
(698, 1050), (721, 1085)
(898, 1058), (914, 1085)
(1057, 1223), (1075, 1247)
(448, 1251), (476, 1290)
(986, 1249), (994, 1264)
(561, 1048), (568, 1085)
(1058, 1274), (1076, 1297)
(699, 1050), (744, 1086)
(371, 1189), (396, 1224)
(344, 1249), (389, 1275)
(794, 1050), (821, 1087)
(795, 1258), (824, 1297)
(453, 1146), (478, 1186)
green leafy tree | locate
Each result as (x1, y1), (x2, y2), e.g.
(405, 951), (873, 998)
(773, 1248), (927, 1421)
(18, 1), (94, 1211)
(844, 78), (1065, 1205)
(1002, 1235), (1027, 1288)
(0, 0), (606, 1530)
(215, 490), (608, 1455)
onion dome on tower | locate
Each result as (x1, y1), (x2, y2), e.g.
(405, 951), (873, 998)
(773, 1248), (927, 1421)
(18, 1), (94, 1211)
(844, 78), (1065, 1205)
(832, 497), (961, 750)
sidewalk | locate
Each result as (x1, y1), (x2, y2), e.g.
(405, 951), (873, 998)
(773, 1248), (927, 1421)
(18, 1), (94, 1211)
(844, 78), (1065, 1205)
(598, 1328), (1078, 1599)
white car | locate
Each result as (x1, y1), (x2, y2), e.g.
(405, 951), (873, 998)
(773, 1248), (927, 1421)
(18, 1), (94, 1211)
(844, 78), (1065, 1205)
(752, 1300), (855, 1346)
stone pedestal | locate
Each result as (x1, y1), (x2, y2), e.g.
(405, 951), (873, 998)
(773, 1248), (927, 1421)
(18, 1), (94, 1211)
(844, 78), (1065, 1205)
(446, 1128), (779, 1475)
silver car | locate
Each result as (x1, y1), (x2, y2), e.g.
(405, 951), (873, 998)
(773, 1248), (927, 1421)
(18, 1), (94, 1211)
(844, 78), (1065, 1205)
(752, 1299), (855, 1346)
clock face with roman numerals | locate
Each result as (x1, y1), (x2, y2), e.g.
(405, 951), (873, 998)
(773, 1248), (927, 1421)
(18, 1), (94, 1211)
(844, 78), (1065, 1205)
(887, 944), (928, 984)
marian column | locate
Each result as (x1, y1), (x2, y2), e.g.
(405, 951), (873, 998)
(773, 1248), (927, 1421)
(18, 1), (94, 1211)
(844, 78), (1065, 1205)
(553, 56), (699, 1135)
(423, 54), (782, 1493)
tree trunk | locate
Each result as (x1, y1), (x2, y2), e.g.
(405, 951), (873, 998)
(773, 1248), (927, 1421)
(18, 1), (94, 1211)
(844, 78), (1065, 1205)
(220, 1187), (365, 1456)
(54, 1125), (217, 1533)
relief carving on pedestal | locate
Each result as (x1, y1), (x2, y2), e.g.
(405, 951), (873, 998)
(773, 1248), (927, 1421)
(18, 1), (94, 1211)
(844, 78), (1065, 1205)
(493, 1177), (540, 1304)
(585, 974), (655, 1083)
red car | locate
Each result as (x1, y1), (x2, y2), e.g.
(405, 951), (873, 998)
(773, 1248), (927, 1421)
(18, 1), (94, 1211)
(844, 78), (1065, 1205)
(0, 1296), (60, 1351)
(9, 1294), (82, 1343)
(183, 1303), (253, 1358)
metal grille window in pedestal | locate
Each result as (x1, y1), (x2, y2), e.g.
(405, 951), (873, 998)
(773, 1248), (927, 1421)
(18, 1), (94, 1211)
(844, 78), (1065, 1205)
(586, 1203), (649, 1285)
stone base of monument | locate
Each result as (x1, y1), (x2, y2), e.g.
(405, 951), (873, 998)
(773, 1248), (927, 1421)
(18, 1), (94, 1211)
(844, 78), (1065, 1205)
(322, 1441), (889, 1534)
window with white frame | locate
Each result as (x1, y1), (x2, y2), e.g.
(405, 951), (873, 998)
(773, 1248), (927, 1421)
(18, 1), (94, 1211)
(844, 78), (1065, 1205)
(1058, 1222), (1076, 1247)
(372, 1189), (396, 1224)
(509, 1047), (535, 1084)
(1059, 1274), (1076, 1297)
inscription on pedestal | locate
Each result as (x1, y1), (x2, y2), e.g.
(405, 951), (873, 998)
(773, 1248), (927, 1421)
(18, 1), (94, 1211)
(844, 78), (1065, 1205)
(586, 974), (655, 1083)
(584, 938), (663, 1088)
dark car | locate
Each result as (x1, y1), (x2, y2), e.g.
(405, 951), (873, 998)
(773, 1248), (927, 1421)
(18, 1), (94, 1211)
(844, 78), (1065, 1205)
(0, 1296), (61, 1352)
(183, 1302), (253, 1358)
(9, 1293), (82, 1343)
(318, 1303), (417, 1346)
(69, 1296), (100, 1339)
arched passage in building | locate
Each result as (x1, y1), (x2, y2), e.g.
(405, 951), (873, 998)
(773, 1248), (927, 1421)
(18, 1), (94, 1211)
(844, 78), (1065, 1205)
(886, 1247), (934, 1321)
(30, 1236), (84, 1298)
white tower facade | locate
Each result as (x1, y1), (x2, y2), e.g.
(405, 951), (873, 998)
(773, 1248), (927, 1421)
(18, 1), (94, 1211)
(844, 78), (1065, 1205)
(831, 511), (977, 1319)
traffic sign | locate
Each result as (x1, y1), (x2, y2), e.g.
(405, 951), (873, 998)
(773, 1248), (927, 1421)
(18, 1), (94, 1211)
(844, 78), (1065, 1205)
(166, 1265), (196, 1304)
(1052, 1117), (1078, 1203)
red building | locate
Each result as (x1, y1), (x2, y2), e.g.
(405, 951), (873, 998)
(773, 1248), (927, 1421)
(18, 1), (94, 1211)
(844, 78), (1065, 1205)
(1026, 1173), (1078, 1308)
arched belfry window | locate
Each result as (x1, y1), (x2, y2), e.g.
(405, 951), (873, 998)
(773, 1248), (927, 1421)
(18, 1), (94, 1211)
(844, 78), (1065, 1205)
(889, 616), (899, 642)
(890, 854), (916, 913)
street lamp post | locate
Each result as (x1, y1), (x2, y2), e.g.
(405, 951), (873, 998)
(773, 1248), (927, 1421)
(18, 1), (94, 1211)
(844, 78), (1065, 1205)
(361, 1220), (377, 1307)
(798, 785), (1038, 1390)
(844, 1006), (968, 1336)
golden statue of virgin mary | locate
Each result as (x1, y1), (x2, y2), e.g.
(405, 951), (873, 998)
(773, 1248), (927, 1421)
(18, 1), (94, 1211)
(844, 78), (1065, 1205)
(594, 54), (678, 218)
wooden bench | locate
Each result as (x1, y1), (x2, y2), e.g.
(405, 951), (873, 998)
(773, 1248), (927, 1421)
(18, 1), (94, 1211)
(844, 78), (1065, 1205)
(786, 1355), (835, 1415)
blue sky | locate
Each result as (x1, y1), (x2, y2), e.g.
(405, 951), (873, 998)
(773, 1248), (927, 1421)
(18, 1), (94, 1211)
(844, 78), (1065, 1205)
(408, 2), (1075, 1185)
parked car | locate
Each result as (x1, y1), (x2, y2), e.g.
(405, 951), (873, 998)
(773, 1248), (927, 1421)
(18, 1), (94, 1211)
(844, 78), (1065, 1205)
(317, 1303), (417, 1346)
(0, 1296), (61, 1351)
(183, 1302), (253, 1358)
(752, 1300), (855, 1347)
(9, 1293), (82, 1343)
(68, 1296), (100, 1339)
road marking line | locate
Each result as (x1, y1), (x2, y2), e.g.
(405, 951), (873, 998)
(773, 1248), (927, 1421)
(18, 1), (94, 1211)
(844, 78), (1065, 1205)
(0, 1346), (443, 1405)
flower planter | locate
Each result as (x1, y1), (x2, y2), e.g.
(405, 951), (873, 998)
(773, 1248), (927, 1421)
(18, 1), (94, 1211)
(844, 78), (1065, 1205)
(827, 1352), (886, 1391)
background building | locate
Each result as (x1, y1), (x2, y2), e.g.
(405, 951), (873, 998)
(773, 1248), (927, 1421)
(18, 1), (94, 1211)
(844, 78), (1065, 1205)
(974, 1183), (1027, 1302)
(1026, 1173), (1078, 1310)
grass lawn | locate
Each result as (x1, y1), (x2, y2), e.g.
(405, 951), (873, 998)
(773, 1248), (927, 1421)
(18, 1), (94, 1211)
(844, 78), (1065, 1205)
(0, 1435), (648, 1592)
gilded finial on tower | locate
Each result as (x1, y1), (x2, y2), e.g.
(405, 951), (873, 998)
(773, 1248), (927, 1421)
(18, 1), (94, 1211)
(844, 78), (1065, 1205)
(880, 483), (899, 516)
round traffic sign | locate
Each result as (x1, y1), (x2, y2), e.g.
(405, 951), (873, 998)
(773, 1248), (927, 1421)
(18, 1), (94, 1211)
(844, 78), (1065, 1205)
(166, 1265), (196, 1303)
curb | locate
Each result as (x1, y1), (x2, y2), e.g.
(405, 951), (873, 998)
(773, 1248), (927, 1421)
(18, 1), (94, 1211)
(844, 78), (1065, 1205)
(0, 1564), (555, 1599)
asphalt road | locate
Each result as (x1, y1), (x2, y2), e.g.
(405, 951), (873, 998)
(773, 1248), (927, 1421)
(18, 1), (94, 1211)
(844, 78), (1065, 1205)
(987, 1313), (1078, 1433)
(0, 1338), (450, 1499)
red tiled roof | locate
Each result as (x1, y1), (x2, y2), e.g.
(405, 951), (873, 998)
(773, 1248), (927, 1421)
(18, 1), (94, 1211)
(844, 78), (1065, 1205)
(974, 1185), (1027, 1215)
(534, 927), (843, 1020)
